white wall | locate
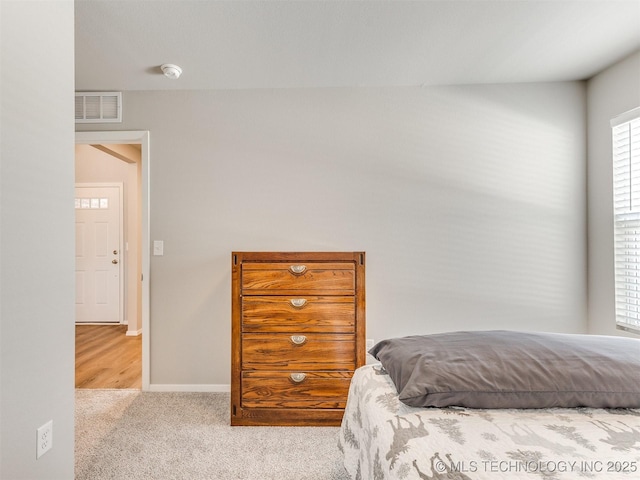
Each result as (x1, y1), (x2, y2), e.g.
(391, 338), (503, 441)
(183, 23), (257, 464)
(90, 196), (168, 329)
(79, 81), (587, 388)
(1, 1), (76, 478)
(587, 50), (640, 336)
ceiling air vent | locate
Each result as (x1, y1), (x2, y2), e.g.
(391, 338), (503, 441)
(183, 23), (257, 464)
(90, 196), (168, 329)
(75, 92), (122, 123)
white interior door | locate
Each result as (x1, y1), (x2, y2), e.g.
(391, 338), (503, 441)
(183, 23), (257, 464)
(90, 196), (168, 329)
(75, 184), (123, 323)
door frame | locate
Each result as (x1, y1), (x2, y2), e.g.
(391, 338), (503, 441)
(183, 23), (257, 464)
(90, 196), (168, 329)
(75, 182), (125, 324)
(75, 131), (150, 391)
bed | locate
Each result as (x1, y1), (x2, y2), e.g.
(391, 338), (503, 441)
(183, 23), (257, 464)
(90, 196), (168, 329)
(338, 331), (640, 479)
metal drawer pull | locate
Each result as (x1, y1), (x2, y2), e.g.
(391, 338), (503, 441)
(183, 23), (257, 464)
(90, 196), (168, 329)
(290, 373), (307, 383)
(289, 265), (307, 275)
(290, 335), (307, 345)
(290, 298), (307, 308)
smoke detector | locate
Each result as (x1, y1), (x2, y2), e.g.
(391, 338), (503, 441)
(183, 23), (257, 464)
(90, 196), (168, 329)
(161, 64), (182, 79)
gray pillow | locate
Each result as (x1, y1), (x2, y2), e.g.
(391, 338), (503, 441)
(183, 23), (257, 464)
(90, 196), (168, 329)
(369, 330), (640, 408)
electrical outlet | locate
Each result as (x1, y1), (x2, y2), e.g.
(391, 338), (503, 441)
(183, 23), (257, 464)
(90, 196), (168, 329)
(36, 420), (53, 459)
(366, 338), (375, 350)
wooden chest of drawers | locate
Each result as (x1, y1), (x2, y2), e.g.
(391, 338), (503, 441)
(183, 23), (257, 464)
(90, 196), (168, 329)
(231, 252), (365, 426)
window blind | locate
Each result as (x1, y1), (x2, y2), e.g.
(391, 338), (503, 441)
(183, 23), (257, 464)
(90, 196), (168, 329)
(612, 107), (640, 333)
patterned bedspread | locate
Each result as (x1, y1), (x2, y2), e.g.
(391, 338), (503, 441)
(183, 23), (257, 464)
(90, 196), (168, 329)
(339, 364), (640, 479)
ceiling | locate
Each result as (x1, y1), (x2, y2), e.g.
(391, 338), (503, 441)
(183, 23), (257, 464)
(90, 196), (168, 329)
(75, 0), (640, 91)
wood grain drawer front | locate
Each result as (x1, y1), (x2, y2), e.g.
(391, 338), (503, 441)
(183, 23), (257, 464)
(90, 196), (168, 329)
(241, 371), (352, 409)
(242, 333), (355, 370)
(242, 296), (355, 333)
(241, 262), (355, 294)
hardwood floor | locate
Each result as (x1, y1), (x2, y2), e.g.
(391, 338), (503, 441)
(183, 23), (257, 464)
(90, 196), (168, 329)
(75, 324), (142, 389)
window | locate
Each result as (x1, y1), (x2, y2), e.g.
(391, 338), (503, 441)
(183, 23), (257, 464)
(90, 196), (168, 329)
(74, 197), (109, 209)
(612, 107), (640, 333)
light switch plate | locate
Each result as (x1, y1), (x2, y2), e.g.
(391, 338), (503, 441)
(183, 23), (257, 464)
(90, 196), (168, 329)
(153, 240), (164, 256)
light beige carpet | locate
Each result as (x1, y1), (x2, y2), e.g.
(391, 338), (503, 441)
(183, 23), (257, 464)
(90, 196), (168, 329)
(75, 390), (350, 480)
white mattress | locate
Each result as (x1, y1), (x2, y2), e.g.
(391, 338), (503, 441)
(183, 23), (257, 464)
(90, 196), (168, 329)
(339, 364), (640, 479)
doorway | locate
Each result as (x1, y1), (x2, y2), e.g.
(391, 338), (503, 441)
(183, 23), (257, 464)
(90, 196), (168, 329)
(75, 131), (150, 390)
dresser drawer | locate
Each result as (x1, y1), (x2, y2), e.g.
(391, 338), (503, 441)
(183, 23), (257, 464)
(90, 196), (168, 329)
(241, 262), (355, 295)
(242, 333), (356, 370)
(241, 371), (352, 409)
(242, 296), (355, 333)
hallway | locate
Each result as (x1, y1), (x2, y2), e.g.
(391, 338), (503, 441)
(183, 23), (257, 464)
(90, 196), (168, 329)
(75, 324), (141, 389)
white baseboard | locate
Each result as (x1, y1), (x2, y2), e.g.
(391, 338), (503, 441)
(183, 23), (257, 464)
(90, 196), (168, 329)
(75, 322), (120, 325)
(126, 328), (142, 336)
(148, 384), (230, 392)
